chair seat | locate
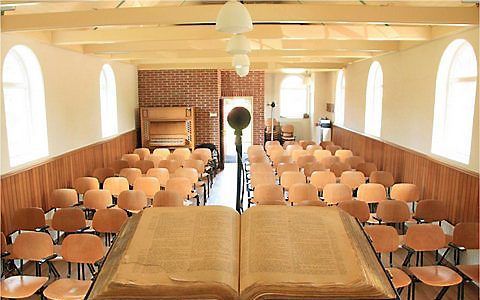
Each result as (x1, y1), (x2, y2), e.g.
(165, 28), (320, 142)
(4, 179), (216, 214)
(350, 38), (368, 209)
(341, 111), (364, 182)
(1, 276), (48, 298)
(409, 266), (462, 287)
(457, 264), (479, 283)
(387, 267), (411, 288)
(43, 278), (91, 300)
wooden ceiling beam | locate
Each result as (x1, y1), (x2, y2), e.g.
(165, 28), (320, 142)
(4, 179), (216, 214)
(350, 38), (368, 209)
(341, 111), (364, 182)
(137, 61), (344, 71)
(131, 56), (355, 65)
(2, 4), (478, 32)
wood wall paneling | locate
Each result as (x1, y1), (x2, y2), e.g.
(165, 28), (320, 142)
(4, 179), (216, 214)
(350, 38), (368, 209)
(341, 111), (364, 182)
(332, 125), (479, 224)
(0, 130), (137, 234)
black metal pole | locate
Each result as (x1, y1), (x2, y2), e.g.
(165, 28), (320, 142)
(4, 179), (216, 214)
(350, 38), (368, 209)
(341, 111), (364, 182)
(235, 129), (243, 213)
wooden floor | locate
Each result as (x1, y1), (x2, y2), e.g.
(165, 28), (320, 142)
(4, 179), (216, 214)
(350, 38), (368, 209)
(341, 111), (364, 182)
(15, 163), (480, 299)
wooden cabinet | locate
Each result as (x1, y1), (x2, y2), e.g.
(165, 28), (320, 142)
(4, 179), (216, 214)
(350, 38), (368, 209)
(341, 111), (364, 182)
(140, 107), (195, 151)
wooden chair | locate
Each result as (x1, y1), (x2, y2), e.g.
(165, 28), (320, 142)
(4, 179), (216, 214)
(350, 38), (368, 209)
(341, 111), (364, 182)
(303, 161), (326, 178)
(133, 147), (150, 160)
(280, 171), (306, 197)
(257, 199), (288, 206)
(413, 199), (448, 225)
(166, 177), (194, 206)
(152, 190), (184, 207)
(283, 141), (299, 149)
(83, 190), (114, 212)
(338, 200), (370, 223)
(288, 183), (318, 205)
(253, 184), (285, 204)
(285, 144), (302, 156)
(277, 162), (299, 178)
(390, 183), (420, 211)
(330, 161), (351, 177)
(250, 162), (273, 174)
(291, 149), (308, 162)
(42, 234), (105, 299)
(326, 144), (341, 155)
(117, 190), (148, 214)
(299, 140), (316, 150)
(334, 149), (353, 163)
(133, 177), (160, 201)
(247, 145), (265, 157)
(92, 208), (128, 246)
(119, 168), (142, 186)
(74, 177), (99, 199)
(173, 147), (191, 161)
(357, 183), (386, 204)
(271, 154), (291, 168)
(296, 200), (327, 206)
(266, 144), (283, 157)
(339, 171), (366, 192)
(310, 171), (336, 195)
(92, 167), (115, 185)
(109, 160), (129, 175)
(134, 160), (155, 174)
(320, 141), (334, 148)
(103, 177), (129, 198)
(248, 171), (276, 207)
(296, 155), (316, 170)
(320, 155), (340, 169)
(265, 140), (280, 149)
(145, 154), (163, 168)
(323, 183), (352, 205)
(174, 167), (202, 205)
(51, 208), (91, 243)
(364, 225), (412, 298)
(373, 200), (411, 232)
(121, 153), (140, 168)
(345, 155), (365, 170)
(402, 224), (462, 299)
(306, 144), (322, 155)
(281, 124), (295, 142)
(248, 153), (268, 164)
(356, 162), (378, 178)
(370, 171), (395, 194)
(14, 207), (49, 233)
(146, 168), (170, 189)
(157, 159), (182, 174)
(51, 189), (78, 209)
(153, 148), (171, 160)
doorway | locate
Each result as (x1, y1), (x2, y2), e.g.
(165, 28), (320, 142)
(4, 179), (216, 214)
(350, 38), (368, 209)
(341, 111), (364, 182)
(222, 97), (253, 163)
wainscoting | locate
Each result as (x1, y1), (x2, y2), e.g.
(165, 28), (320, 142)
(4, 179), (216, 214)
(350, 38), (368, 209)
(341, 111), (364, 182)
(1, 130), (137, 234)
(332, 125), (479, 224)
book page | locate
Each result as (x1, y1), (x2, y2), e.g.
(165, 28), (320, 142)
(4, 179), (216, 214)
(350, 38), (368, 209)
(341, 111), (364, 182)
(240, 206), (364, 295)
(109, 206), (240, 298)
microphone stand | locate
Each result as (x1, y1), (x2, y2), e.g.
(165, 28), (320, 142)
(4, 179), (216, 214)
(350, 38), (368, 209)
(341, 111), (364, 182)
(234, 129), (244, 213)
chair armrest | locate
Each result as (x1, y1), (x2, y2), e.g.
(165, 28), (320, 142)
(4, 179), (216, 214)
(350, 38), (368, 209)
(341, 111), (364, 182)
(1, 251), (10, 258)
(35, 225), (50, 232)
(39, 254), (58, 264)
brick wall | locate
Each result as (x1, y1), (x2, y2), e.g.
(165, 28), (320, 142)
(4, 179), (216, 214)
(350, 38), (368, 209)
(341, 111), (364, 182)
(138, 69), (265, 151)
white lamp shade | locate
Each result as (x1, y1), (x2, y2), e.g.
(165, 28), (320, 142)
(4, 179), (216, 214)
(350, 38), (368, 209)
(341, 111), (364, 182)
(227, 34), (251, 55)
(232, 54), (250, 68)
(236, 65), (250, 77)
(215, 0), (253, 34)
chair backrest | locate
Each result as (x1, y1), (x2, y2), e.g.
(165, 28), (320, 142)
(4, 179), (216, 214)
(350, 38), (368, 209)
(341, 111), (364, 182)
(310, 171), (336, 191)
(320, 141), (334, 148)
(272, 154), (291, 167)
(133, 177), (161, 199)
(12, 232), (53, 261)
(61, 234), (105, 264)
(174, 167), (199, 185)
(296, 200), (327, 207)
(326, 145), (342, 155)
(296, 155), (316, 169)
(84, 189), (112, 210)
(133, 148), (150, 160)
(414, 199), (447, 223)
(251, 171), (276, 188)
(92, 208), (128, 234)
(303, 161), (326, 177)
(452, 223), (479, 250)
(250, 162), (272, 174)
(247, 145), (264, 156)
(257, 199), (288, 206)
(285, 144), (302, 156)
(323, 183), (353, 204)
(345, 156), (365, 169)
(364, 225), (400, 254)
(299, 140), (316, 150)
(173, 148), (191, 161)
(267, 146), (284, 158)
(289, 183), (318, 204)
(182, 159), (205, 174)
(283, 141), (299, 149)
(370, 171), (395, 188)
(277, 162), (299, 178)
(153, 148), (171, 160)
(119, 167), (143, 186)
(375, 200), (411, 223)
(92, 167), (115, 184)
(249, 153), (268, 164)
(339, 171), (366, 190)
(74, 177), (99, 195)
(390, 183), (420, 203)
(51, 208), (87, 232)
(103, 177), (129, 197)
(153, 190), (184, 207)
(338, 200), (370, 223)
(306, 144), (322, 155)
(166, 177), (191, 199)
(280, 171), (306, 190)
(405, 224), (446, 252)
(121, 153), (140, 168)
(157, 159), (182, 173)
(282, 124), (294, 134)
(291, 149), (308, 162)
(254, 184), (284, 204)
(321, 156), (340, 169)
(146, 168), (170, 187)
(117, 190), (148, 211)
(14, 207), (46, 231)
(313, 149), (332, 162)
(265, 140), (280, 149)
(110, 160), (129, 174)
(134, 160), (155, 174)
(356, 162), (378, 177)
(52, 188), (78, 208)
(192, 148), (212, 164)
(331, 162), (351, 177)
(145, 154), (163, 168)
(335, 149), (353, 163)
(357, 183), (386, 203)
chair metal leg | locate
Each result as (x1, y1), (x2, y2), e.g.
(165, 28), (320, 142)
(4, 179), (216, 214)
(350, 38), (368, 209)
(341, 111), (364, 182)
(457, 281), (464, 300)
(407, 283), (411, 300)
(435, 286), (450, 300)
(411, 280), (415, 300)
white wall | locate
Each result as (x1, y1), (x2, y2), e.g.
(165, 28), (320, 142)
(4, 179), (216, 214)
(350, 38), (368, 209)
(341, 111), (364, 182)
(0, 33), (138, 174)
(339, 27), (479, 172)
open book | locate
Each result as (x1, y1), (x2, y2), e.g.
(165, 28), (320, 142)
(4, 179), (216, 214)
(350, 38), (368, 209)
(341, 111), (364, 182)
(87, 206), (397, 300)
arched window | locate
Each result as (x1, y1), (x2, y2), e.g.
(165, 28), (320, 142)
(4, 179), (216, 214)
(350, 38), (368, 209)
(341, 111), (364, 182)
(431, 39), (477, 164)
(2, 45), (48, 167)
(335, 70), (346, 125)
(99, 64), (118, 137)
(364, 61), (383, 137)
(279, 75), (308, 119)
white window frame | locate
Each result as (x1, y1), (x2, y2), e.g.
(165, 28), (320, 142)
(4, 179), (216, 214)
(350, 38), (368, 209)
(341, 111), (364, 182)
(335, 70), (346, 125)
(279, 75), (309, 119)
(364, 61), (383, 137)
(99, 64), (118, 138)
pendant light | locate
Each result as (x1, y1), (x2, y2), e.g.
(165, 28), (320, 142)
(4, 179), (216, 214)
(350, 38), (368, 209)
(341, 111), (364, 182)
(215, 0), (253, 34)
(227, 34), (251, 55)
(236, 65), (250, 77)
(232, 54), (250, 68)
